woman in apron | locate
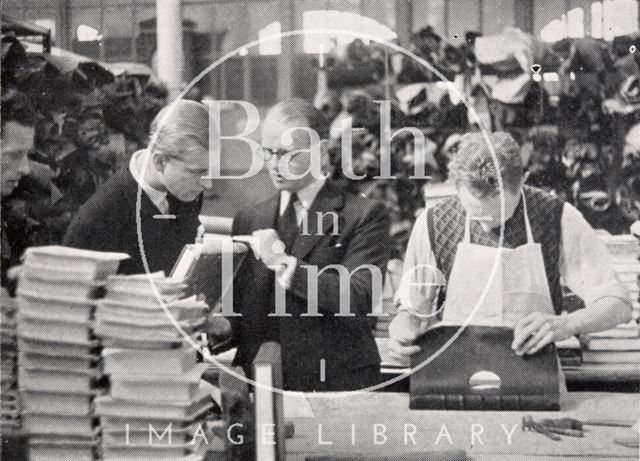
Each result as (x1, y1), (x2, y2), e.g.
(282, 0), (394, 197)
(389, 132), (633, 400)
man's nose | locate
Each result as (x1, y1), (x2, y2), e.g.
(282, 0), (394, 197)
(18, 157), (31, 177)
(267, 155), (280, 167)
(199, 176), (214, 190)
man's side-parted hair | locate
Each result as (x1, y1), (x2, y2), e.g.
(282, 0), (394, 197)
(148, 99), (209, 159)
(1, 88), (37, 132)
(263, 98), (330, 141)
(448, 131), (524, 198)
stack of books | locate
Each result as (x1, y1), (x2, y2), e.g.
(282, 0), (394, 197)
(15, 246), (127, 461)
(94, 272), (213, 460)
(599, 233), (640, 318)
(581, 322), (640, 376)
(1, 292), (20, 431)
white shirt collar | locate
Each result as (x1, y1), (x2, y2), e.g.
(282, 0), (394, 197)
(279, 177), (326, 215)
(129, 149), (168, 214)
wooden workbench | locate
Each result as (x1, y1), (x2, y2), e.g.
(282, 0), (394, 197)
(282, 392), (639, 460)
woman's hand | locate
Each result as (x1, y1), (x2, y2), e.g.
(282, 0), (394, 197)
(512, 312), (574, 356)
(388, 310), (424, 362)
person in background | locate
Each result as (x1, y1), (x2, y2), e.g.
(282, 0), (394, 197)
(388, 133), (632, 374)
(1, 88), (36, 294)
(63, 99), (212, 275)
(611, 35), (639, 91)
(313, 89), (342, 125)
(216, 98), (390, 391)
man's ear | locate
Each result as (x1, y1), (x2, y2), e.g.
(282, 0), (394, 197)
(319, 139), (332, 177)
(151, 152), (166, 173)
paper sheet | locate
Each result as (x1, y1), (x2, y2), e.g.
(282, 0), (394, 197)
(284, 392), (315, 418)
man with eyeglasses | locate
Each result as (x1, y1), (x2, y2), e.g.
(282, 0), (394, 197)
(221, 98), (390, 391)
(64, 100), (213, 275)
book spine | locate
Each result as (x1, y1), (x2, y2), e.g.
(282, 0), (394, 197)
(409, 394), (559, 411)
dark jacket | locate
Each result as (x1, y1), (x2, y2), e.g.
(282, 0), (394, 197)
(63, 168), (201, 275)
(230, 181), (390, 391)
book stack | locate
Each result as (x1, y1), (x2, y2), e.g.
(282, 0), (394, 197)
(15, 246), (127, 461)
(580, 322), (640, 377)
(1, 292), (20, 431)
(599, 233), (640, 318)
(94, 272), (213, 460)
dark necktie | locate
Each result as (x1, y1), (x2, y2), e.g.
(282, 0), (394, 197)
(277, 192), (299, 253)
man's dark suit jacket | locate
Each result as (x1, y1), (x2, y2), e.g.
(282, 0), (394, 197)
(230, 181), (390, 391)
(63, 169), (201, 275)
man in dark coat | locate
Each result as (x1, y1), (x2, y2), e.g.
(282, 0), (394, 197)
(227, 99), (390, 391)
(1, 88), (36, 293)
(63, 100), (211, 275)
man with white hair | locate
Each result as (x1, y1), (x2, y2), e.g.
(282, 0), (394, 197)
(389, 132), (632, 368)
(64, 99), (212, 274)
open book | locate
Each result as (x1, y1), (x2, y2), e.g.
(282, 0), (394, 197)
(170, 236), (249, 310)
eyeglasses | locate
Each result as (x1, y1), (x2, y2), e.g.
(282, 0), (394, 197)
(257, 147), (307, 162)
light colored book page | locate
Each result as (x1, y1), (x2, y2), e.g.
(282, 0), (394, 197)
(283, 392), (314, 418)
(588, 322), (640, 338)
(585, 337), (640, 351)
(28, 446), (94, 461)
(103, 346), (196, 375)
(171, 245), (199, 281)
(255, 364), (276, 461)
(25, 245), (129, 262)
(582, 350), (640, 363)
(113, 362), (208, 383)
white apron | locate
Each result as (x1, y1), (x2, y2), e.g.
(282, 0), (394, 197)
(440, 191), (567, 395)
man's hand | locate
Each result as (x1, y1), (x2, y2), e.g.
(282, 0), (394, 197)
(205, 310), (233, 350)
(250, 229), (289, 267)
(6, 265), (22, 282)
(387, 310), (423, 362)
(512, 312), (574, 356)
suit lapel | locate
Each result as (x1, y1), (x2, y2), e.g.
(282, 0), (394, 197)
(291, 182), (345, 260)
(253, 193), (280, 231)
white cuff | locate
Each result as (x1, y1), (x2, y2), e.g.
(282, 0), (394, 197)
(277, 255), (298, 290)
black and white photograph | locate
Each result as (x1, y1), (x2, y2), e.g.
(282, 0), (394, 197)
(1, 0), (640, 459)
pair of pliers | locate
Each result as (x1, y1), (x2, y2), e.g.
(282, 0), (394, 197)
(522, 416), (562, 441)
(539, 417), (585, 437)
